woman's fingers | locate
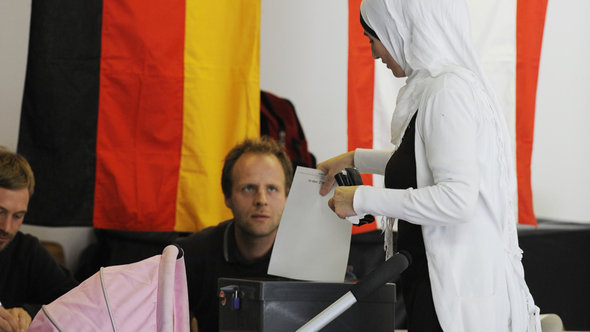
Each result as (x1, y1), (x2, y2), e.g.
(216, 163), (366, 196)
(320, 175), (335, 196)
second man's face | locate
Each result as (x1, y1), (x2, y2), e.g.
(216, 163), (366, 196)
(225, 152), (287, 240)
(0, 187), (29, 251)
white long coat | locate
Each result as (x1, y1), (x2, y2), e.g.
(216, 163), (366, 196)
(353, 73), (540, 332)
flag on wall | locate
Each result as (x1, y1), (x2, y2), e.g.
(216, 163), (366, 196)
(347, 0), (548, 226)
(18, 0), (260, 232)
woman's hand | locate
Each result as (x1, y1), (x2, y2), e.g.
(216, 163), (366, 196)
(317, 151), (355, 196)
(328, 186), (358, 218)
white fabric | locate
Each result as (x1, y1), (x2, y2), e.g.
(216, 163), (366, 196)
(355, 0), (540, 331)
(354, 148), (391, 175)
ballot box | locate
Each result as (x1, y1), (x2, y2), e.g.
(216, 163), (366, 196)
(218, 278), (396, 331)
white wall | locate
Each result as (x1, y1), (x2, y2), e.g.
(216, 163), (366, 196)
(531, 0), (590, 223)
(0, 0), (30, 152)
(260, 0), (349, 163)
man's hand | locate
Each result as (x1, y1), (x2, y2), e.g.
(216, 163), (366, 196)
(328, 186), (358, 219)
(0, 307), (31, 332)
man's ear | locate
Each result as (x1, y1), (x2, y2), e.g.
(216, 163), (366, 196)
(224, 197), (232, 209)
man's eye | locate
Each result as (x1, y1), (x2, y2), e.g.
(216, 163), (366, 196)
(243, 185), (255, 193)
(267, 186), (278, 193)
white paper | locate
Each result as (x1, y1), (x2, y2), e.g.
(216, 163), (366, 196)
(268, 166), (352, 282)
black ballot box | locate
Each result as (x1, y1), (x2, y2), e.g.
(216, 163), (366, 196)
(218, 278), (396, 332)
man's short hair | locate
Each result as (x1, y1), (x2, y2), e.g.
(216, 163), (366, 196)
(0, 146), (35, 197)
(221, 137), (293, 199)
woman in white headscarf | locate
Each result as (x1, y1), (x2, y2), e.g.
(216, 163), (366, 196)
(317, 0), (541, 331)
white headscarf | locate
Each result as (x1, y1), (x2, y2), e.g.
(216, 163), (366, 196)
(360, 0), (518, 232)
(361, 0), (504, 146)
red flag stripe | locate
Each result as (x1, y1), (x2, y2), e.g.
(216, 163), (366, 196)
(516, 0), (548, 226)
(94, 0), (185, 230)
(347, 0), (374, 155)
(348, 0), (377, 233)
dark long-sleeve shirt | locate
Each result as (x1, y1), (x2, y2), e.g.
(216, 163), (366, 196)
(0, 232), (79, 318)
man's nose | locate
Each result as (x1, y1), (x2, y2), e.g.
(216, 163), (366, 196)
(254, 190), (268, 206)
(0, 215), (9, 232)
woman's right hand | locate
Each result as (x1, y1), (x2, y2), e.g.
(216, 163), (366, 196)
(317, 151), (355, 196)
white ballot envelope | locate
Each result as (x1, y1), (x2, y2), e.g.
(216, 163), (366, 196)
(268, 166), (352, 282)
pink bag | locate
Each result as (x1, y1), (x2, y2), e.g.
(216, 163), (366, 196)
(29, 245), (190, 331)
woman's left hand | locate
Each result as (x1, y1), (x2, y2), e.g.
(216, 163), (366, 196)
(328, 186), (358, 219)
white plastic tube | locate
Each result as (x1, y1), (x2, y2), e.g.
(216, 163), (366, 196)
(296, 291), (357, 332)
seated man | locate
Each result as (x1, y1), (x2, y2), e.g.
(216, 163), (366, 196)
(177, 137), (293, 332)
(0, 147), (78, 331)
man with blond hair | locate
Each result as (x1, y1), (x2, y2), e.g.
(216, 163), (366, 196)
(178, 137), (293, 332)
(0, 147), (78, 331)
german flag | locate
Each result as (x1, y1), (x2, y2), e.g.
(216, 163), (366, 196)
(18, 0), (260, 232)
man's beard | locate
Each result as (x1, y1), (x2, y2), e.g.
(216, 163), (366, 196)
(0, 230), (15, 251)
(236, 220), (277, 239)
